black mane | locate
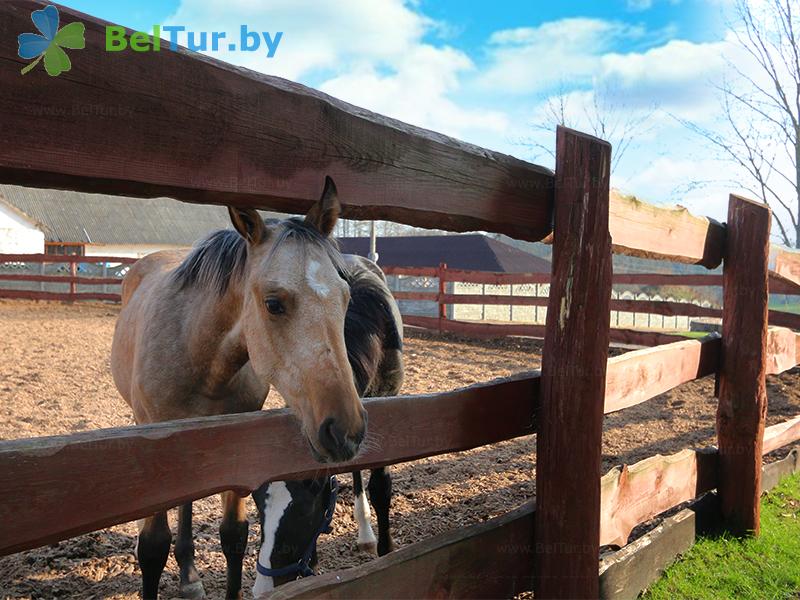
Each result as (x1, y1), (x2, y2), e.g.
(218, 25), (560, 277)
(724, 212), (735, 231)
(172, 217), (346, 295)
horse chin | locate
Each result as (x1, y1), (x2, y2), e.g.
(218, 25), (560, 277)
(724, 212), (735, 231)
(307, 436), (331, 464)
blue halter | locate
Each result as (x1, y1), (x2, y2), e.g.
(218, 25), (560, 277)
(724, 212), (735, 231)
(256, 476), (339, 580)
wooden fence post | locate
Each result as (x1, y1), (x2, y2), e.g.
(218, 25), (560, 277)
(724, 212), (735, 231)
(534, 126), (612, 599)
(717, 194), (771, 535)
(69, 260), (77, 300)
(437, 262), (447, 332)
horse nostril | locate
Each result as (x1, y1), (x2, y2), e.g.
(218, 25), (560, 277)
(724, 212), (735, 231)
(318, 417), (346, 457)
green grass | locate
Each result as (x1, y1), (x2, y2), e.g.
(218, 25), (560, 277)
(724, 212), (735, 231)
(644, 473), (800, 600)
(670, 330), (713, 339)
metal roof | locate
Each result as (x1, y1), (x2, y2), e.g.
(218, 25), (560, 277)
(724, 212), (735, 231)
(339, 234), (552, 273)
(0, 185), (283, 245)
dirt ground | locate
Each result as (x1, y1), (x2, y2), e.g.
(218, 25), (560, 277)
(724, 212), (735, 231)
(1, 299), (799, 599)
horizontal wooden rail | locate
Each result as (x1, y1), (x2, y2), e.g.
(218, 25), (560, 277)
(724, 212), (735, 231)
(771, 246), (800, 289)
(599, 448), (718, 547)
(0, 1), (554, 242)
(607, 191), (725, 268)
(0, 253), (137, 264)
(443, 269), (550, 285)
(270, 501), (536, 599)
(768, 309), (800, 330)
(381, 266), (438, 278)
(604, 337), (720, 413)
(0, 273), (122, 286)
(610, 299), (720, 319)
(442, 293), (548, 307)
(765, 327), (800, 375)
(0, 374), (538, 556)
(390, 291), (438, 302)
(762, 416), (800, 455)
(0, 289), (121, 302)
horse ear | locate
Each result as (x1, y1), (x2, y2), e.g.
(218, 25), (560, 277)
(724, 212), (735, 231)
(305, 176), (340, 237)
(229, 207), (267, 245)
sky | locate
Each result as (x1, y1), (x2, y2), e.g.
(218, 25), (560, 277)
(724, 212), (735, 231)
(57, 0), (760, 229)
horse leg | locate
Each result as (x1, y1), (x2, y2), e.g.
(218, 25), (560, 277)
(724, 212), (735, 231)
(175, 502), (205, 598)
(136, 511), (171, 600)
(352, 471), (378, 554)
(220, 491), (249, 600)
(368, 467), (396, 556)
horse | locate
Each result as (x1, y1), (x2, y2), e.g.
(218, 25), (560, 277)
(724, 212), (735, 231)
(111, 177), (368, 600)
(252, 254), (403, 596)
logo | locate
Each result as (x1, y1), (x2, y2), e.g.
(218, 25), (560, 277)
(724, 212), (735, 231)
(18, 5), (85, 76)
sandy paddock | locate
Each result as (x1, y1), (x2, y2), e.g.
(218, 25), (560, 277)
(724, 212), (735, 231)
(1, 299), (799, 599)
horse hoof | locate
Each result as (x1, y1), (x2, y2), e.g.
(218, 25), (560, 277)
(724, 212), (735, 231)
(357, 540), (378, 555)
(179, 581), (206, 599)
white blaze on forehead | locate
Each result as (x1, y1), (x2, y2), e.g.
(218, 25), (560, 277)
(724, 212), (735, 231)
(306, 259), (330, 298)
(253, 482), (293, 597)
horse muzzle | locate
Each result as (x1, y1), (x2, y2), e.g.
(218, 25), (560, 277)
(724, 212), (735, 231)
(316, 415), (365, 463)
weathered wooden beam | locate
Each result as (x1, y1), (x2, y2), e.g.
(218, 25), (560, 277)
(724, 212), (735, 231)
(767, 309), (800, 330)
(604, 337), (720, 414)
(610, 298), (721, 319)
(0, 1), (554, 241)
(608, 190), (725, 268)
(765, 327), (799, 375)
(442, 269), (551, 285)
(535, 126), (612, 599)
(390, 291), (439, 302)
(762, 416), (800, 455)
(380, 266), (439, 278)
(0, 273), (122, 286)
(0, 253), (137, 264)
(717, 194), (771, 535)
(599, 448), (800, 600)
(0, 374), (538, 556)
(440, 293), (549, 307)
(599, 448), (718, 547)
(267, 501), (536, 599)
(771, 245), (800, 287)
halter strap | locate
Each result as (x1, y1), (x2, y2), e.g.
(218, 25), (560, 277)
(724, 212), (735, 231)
(256, 476), (339, 580)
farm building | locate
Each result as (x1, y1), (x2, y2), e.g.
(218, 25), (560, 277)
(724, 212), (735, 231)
(0, 185), (282, 258)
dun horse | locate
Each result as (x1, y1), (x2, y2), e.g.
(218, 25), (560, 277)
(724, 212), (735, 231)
(252, 253), (403, 596)
(111, 177), (370, 599)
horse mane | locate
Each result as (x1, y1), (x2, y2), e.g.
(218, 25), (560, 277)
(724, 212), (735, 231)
(344, 264), (403, 396)
(172, 217), (346, 295)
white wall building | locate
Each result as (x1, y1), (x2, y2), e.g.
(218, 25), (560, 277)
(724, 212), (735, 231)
(0, 185), (282, 258)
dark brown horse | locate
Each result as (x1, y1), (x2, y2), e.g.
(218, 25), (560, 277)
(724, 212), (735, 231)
(111, 178), (367, 599)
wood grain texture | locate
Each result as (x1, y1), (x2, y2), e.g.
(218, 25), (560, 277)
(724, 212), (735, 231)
(599, 448), (718, 547)
(771, 246), (800, 287)
(0, 273), (122, 286)
(534, 126), (612, 599)
(442, 269), (551, 285)
(765, 327), (799, 375)
(610, 298), (721, 319)
(717, 194), (771, 535)
(267, 501), (536, 599)
(440, 293), (549, 307)
(768, 309), (800, 330)
(0, 289), (121, 302)
(380, 266), (438, 277)
(608, 190), (725, 268)
(762, 416), (800, 455)
(0, 1), (553, 241)
(604, 337), (720, 414)
(0, 253), (137, 264)
(0, 374), (538, 556)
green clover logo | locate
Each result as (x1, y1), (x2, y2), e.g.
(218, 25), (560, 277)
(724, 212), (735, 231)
(18, 5), (85, 76)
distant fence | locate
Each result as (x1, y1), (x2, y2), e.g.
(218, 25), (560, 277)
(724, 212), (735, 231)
(0, 254), (136, 302)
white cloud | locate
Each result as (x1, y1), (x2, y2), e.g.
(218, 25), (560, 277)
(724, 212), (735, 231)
(475, 18), (648, 95)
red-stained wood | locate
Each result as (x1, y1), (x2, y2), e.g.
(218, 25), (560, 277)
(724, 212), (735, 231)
(0, 273), (122, 286)
(535, 126), (612, 599)
(0, 253), (137, 264)
(599, 448), (718, 547)
(0, 1), (554, 241)
(437, 263), (447, 325)
(440, 293), (549, 307)
(762, 416), (800, 455)
(390, 291), (438, 302)
(0, 289), (121, 302)
(717, 194), (771, 535)
(0, 373), (538, 556)
(268, 501), (536, 600)
(608, 190), (725, 268)
(604, 337), (720, 414)
(769, 272), (800, 295)
(768, 309), (800, 330)
(442, 269), (551, 285)
(612, 273), (722, 286)
(765, 327), (800, 375)
(611, 299), (721, 319)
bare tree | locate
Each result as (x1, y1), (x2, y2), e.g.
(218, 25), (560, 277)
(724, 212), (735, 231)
(523, 82), (656, 175)
(679, 0), (800, 247)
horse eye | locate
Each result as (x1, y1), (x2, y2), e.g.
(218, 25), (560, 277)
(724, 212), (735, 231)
(265, 298), (285, 315)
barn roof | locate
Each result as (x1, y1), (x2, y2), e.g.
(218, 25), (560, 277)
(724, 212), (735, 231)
(338, 234), (551, 273)
(0, 185), (282, 246)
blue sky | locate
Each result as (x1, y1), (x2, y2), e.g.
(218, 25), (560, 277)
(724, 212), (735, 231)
(57, 0), (751, 226)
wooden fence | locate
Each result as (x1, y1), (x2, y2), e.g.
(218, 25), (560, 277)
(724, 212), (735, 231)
(2, 2), (800, 598)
